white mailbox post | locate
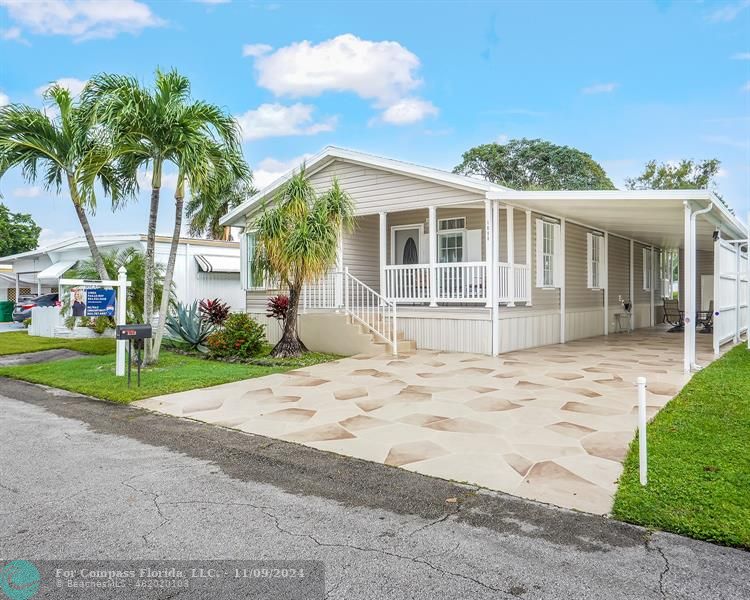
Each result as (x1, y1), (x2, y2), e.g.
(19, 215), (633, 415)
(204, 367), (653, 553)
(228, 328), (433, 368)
(59, 266), (131, 376)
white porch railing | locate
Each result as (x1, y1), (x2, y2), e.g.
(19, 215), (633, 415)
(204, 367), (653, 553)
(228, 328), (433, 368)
(384, 264), (431, 302)
(436, 262), (487, 302)
(498, 263), (531, 303)
(302, 271), (340, 310)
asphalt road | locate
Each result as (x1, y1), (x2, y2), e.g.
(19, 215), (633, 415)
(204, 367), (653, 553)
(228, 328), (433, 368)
(1, 378), (748, 599)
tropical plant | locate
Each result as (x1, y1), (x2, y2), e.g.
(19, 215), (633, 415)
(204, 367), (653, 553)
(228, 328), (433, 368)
(187, 178), (257, 240)
(206, 312), (265, 360)
(266, 294), (289, 322)
(199, 298), (230, 327)
(69, 247), (174, 323)
(0, 203), (40, 256)
(453, 138), (615, 190)
(81, 69), (250, 363)
(165, 300), (214, 352)
(0, 85), (132, 279)
(252, 169), (355, 357)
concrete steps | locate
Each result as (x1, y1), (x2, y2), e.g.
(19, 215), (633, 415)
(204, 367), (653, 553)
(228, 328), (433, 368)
(352, 317), (417, 355)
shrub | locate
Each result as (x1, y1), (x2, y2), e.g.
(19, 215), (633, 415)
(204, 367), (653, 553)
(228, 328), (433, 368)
(22, 318), (31, 328)
(199, 298), (230, 327)
(91, 316), (111, 334)
(266, 295), (289, 322)
(166, 301), (214, 352)
(207, 313), (265, 359)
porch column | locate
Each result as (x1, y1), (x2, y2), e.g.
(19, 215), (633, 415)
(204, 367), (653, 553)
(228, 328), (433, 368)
(37, 278), (42, 296)
(379, 212), (387, 299)
(683, 202), (693, 373)
(484, 199), (494, 308)
(713, 234), (721, 355)
(525, 210), (532, 306)
(335, 225), (344, 309)
(559, 218), (566, 344)
(735, 241), (741, 344)
(428, 206), (438, 307)
(649, 246), (655, 327)
(603, 232), (609, 335)
(506, 206), (515, 307)
(629, 239), (634, 331)
(491, 201), (500, 354)
(15, 273), (20, 302)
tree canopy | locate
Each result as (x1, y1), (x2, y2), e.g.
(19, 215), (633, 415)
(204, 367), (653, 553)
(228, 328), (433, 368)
(0, 203), (40, 256)
(624, 159), (721, 191)
(453, 138), (615, 190)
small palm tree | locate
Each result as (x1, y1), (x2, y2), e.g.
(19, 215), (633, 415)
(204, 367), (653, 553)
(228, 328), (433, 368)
(70, 248), (174, 322)
(0, 86), (131, 280)
(252, 169), (355, 357)
(186, 178), (257, 240)
(81, 69), (250, 362)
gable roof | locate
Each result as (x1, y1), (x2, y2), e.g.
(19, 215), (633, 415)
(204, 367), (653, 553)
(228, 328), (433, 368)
(220, 146), (511, 227)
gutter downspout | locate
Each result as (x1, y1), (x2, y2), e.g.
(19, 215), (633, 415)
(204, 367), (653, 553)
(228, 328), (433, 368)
(687, 201), (714, 371)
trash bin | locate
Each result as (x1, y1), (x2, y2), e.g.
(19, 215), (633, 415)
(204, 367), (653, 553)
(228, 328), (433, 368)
(0, 300), (13, 322)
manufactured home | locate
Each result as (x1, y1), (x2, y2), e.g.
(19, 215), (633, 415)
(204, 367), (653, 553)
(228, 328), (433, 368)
(221, 147), (749, 372)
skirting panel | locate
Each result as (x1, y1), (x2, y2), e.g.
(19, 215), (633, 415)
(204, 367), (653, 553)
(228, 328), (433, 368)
(566, 308), (605, 341)
(498, 311), (561, 353)
(398, 316), (492, 354)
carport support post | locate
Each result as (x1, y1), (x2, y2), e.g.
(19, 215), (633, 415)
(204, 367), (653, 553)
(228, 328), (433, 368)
(559, 218), (566, 344)
(629, 240), (635, 331)
(649, 246), (655, 328)
(14, 273), (19, 303)
(713, 234), (721, 356)
(115, 266), (127, 377)
(735, 241), (741, 344)
(491, 201), (500, 355)
(603, 232), (609, 335)
(506, 205), (515, 307)
(683, 203), (693, 373)
(525, 210), (532, 306)
(428, 206), (438, 307)
(485, 199), (494, 308)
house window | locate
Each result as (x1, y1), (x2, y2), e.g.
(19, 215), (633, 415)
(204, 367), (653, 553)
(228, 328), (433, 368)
(437, 217), (465, 263)
(536, 219), (561, 288)
(587, 232), (605, 289)
(643, 247), (652, 291)
(245, 231), (265, 289)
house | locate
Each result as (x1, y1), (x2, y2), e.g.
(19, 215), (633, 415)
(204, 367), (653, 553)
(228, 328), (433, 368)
(0, 233), (245, 310)
(221, 146), (750, 372)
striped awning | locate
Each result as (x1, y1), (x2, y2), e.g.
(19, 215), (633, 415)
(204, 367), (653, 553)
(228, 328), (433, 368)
(194, 255), (240, 273)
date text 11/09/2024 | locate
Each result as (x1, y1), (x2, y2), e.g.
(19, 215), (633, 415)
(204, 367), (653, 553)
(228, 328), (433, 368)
(55, 567), (308, 580)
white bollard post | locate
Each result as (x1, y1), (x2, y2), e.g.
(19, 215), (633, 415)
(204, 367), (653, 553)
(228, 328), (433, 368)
(115, 266), (127, 377)
(637, 376), (648, 486)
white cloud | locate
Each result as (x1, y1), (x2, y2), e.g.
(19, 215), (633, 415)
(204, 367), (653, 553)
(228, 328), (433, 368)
(242, 43), (272, 57)
(236, 103), (336, 141)
(0, 0), (165, 41)
(1, 26), (29, 44)
(38, 228), (80, 247)
(194, 0), (230, 3)
(581, 82), (619, 94)
(0, 90), (8, 106)
(702, 134), (750, 150)
(253, 155), (312, 189)
(708, 0), (750, 22)
(743, 80), (750, 92)
(379, 97), (438, 125)
(11, 186), (43, 198)
(731, 51), (750, 60)
(35, 77), (87, 98)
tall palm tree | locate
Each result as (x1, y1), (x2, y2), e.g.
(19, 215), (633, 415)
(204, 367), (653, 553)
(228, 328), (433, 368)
(81, 69), (249, 362)
(186, 178), (257, 240)
(0, 86), (129, 280)
(252, 169), (355, 357)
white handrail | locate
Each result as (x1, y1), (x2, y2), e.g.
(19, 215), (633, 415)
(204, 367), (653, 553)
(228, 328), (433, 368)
(342, 267), (398, 356)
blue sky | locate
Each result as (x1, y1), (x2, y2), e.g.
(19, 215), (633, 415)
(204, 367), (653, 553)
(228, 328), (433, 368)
(1, 0), (748, 247)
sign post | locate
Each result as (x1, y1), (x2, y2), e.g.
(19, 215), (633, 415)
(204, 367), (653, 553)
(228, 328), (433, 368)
(59, 266), (131, 376)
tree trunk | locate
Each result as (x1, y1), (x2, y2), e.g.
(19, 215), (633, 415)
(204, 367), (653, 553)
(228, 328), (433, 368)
(143, 164), (162, 362)
(67, 175), (108, 281)
(150, 190), (183, 362)
(271, 284), (307, 358)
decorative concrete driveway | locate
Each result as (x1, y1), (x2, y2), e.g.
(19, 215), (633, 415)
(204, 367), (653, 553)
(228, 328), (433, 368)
(138, 329), (717, 515)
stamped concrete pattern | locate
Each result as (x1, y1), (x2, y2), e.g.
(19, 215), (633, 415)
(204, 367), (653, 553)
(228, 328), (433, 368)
(138, 328), (718, 515)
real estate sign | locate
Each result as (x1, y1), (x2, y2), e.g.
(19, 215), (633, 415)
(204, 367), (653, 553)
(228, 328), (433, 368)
(70, 288), (116, 317)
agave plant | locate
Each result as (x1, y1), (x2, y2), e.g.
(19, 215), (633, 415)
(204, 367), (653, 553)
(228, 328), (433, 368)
(165, 300), (214, 352)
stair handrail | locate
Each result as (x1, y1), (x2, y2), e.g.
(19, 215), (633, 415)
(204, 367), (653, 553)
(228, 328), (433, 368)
(340, 267), (398, 356)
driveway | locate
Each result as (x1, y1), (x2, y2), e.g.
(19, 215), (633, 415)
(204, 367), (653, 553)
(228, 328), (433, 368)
(0, 321), (23, 333)
(2, 380), (748, 600)
(138, 328), (718, 515)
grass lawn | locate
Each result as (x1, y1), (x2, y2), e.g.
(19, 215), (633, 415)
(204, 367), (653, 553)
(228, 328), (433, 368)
(612, 345), (750, 548)
(0, 331), (116, 356)
(0, 350), (339, 403)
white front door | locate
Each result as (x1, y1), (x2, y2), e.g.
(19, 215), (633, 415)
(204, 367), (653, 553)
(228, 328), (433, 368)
(393, 227), (421, 265)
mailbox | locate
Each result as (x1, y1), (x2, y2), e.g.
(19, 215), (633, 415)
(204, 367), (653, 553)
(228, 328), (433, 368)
(115, 324), (152, 340)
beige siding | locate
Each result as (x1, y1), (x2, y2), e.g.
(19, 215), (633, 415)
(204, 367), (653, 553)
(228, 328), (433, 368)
(307, 159), (484, 215)
(566, 222), (604, 310)
(608, 235), (630, 308)
(497, 207), (528, 263)
(344, 214), (379, 290)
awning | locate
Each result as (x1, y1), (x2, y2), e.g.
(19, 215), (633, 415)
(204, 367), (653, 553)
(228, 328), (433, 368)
(36, 260), (77, 282)
(195, 255), (240, 273)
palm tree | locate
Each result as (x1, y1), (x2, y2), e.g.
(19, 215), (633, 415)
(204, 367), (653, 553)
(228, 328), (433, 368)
(70, 247), (174, 322)
(81, 69), (249, 362)
(186, 178), (257, 240)
(0, 86), (130, 280)
(252, 169), (355, 357)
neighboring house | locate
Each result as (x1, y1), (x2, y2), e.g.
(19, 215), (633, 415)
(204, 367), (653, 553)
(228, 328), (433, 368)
(221, 146), (749, 371)
(0, 234), (245, 311)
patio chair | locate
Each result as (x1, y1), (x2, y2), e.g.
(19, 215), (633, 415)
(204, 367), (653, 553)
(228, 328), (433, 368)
(662, 298), (684, 332)
(697, 300), (714, 334)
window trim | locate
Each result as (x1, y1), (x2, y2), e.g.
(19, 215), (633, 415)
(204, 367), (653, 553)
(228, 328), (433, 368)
(642, 247), (653, 291)
(390, 223), (425, 265)
(587, 232), (605, 290)
(436, 216), (467, 264)
(244, 230), (268, 290)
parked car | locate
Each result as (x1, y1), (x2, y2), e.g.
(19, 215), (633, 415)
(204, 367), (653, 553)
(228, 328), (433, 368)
(12, 293), (59, 323)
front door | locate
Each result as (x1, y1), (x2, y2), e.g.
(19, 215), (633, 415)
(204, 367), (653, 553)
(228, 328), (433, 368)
(393, 228), (421, 265)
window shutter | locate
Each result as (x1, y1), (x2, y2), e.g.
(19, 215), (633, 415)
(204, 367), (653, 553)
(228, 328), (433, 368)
(239, 231), (248, 291)
(586, 233), (593, 288)
(642, 247), (650, 290)
(535, 219), (544, 287)
(553, 223), (563, 288)
(597, 235), (605, 288)
(467, 229), (482, 262)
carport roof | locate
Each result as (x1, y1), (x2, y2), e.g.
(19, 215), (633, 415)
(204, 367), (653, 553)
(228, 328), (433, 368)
(487, 189), (748, 251)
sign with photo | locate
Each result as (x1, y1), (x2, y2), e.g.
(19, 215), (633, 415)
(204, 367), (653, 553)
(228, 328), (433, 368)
(70, 288), (116, 317)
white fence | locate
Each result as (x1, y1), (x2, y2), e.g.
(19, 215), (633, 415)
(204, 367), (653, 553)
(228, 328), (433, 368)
(713, 238), (749, 351)
(29, 306), (62, 337)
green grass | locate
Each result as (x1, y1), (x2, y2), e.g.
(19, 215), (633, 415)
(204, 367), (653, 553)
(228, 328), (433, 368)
(612, 345), (750, 548)
(0, 350), (338, 403)
(0, 331), (116, 356)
